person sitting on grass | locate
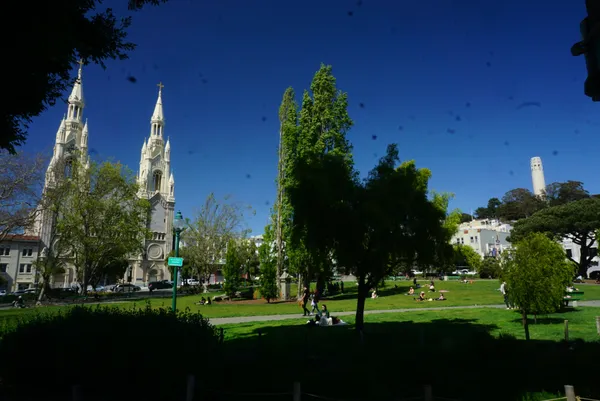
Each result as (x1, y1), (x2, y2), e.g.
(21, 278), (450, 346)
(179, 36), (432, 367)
(407, 287), (415, 295)
(429, 283), (435, 292)
(435, 293), (446, 301)
(414, 291), (426, 302)
(371, 290), (378, 299)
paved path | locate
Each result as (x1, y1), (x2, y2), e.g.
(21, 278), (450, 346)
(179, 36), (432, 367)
(209, 300), (600, 325)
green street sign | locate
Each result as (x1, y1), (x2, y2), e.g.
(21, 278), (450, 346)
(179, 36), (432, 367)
(168, 257), (184, 267)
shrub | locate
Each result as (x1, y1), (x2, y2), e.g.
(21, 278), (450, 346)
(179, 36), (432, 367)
(0, 303), (221, 401)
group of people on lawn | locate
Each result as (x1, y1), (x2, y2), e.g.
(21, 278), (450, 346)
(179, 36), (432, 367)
(406, 279), (447, 302)
(301, 286), (347, 326)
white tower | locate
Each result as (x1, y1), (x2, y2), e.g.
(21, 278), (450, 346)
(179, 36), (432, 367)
(530, 156), (546, 197)
(133, 82), (176, 285)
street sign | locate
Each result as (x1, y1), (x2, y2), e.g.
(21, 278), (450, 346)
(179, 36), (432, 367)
(168, 257), (184, 267)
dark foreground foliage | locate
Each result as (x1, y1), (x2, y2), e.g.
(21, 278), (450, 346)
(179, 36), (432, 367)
(0, 304), (219, 401)
(0, 308), (599, 401)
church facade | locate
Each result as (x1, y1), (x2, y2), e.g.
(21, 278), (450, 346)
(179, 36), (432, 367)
(33, 63), (176, 288)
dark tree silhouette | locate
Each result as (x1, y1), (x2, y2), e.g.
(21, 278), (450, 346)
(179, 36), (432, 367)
(1, 0), (167, 154)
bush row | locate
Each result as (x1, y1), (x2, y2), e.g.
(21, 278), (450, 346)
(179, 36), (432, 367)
(0, 303), (221, 401)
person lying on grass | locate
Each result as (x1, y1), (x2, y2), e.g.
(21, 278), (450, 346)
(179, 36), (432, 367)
(435, 293), (446, 301)
(306, 304), (347, 326)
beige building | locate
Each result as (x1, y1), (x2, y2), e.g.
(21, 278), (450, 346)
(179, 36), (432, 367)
(451, 219), (512, 258)
(0, 235), (42, 292)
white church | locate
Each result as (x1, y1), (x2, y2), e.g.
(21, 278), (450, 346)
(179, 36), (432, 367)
(33, 62), (176, 288)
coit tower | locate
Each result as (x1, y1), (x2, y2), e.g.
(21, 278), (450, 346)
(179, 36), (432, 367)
(530, 156), (546, 197)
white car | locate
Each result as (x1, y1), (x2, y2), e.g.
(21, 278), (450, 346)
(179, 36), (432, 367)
(0, 290), (6, 296)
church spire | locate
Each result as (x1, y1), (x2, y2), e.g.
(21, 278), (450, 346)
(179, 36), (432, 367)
(149, 82), (165, 142)
(67, 60), (85, 122)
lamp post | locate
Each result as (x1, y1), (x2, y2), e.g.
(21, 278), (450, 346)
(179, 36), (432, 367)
(172, 210), (184, 312)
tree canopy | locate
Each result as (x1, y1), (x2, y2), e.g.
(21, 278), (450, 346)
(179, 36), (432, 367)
(509, 197), (600, 276)
(53, 158), (151, 292)
(502, 232), (574, 340)
(289, 142), (447, 330)
(2, 0), (167, 153)
(0, 151), (47, 241)
(474, 181), (593, 223)
(181, 193), (252, 291)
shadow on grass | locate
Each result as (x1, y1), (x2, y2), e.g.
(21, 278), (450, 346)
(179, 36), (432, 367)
(215, 318), (600, 401)
(509, 308), (583, 325)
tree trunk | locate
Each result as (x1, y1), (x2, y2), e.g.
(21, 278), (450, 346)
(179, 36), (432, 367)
(297, 274), (302, 299)
(522, 310), (530, 341)
(355, 274), (368, 332)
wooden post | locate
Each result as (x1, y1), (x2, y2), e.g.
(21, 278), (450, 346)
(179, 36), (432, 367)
(293, 382), (301, 401)
(596, 316), (600, 335)
(424, 385), (433, 401)
(565, 385), (576, 401)
(564, 320), (569, 342)
(72, 385), (82, 401)
(185, 375), (195, 401)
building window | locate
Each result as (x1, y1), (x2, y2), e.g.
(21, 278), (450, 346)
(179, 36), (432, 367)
(470, 237), (474, 243)
(0, 263), (7, 273)
(22, 248), (33, 257)
(64, 159), (73, 178)
(0, 247), (10, 256)
(565, 249), (573, 258)
(19, 264), (32, 273)
(461, 238), (464, 244)
(153, 171), (162, 192)
(590, 248), (598, 258)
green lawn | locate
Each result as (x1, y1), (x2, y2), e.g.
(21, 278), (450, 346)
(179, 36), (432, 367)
(137, 279), (600, 318)
(2, 280), (600, 323)
(218, 305), (600, 342)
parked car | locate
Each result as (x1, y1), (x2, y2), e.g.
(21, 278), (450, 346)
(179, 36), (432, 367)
(186, 279), (200, 286)
(0, 290), (6, 296)
(112, 284), (141, 293)
(148, 280), (172, 292)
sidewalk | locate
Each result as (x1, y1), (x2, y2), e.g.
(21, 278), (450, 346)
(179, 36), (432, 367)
(209, 300), (600, 325)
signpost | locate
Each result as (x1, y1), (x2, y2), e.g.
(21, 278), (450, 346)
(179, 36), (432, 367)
(168, 257), (184, 267)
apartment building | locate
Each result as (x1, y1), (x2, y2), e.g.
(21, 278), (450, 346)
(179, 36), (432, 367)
(451, 219), (512, 257)
(0, 235), (41, 292)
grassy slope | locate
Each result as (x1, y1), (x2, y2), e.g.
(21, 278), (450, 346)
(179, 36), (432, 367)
(2, 280), (599, 322)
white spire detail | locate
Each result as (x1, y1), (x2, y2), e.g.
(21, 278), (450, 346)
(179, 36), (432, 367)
(152, 82), (164, 122)
(55, 116), (66, 143)
(68, 60), (85, 106)
(169, 172), (174, 184)
(81, 119), (89, 149)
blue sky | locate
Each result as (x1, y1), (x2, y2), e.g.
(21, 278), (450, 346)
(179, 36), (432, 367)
(26, 0), (599, 235)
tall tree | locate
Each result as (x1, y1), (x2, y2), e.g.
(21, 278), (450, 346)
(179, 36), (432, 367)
(258, 222), (279, 302)
(275, 88), (299, 283)
(0, 151), (47, 241)
(55, 158), (151, 294)
(289, 144), (447, 331)
(288, 64), (355, 288)
(543, 181), (590, 206)
(430, 191), (461, 271)
(502, 232), (573, 340)
(223, 240), (242, 297)
(497, 188), (545, 221)
(2, 0), (167, 153)
(182, 193), (252, 292)
(237, 239), (260, 281)
(474, 197), (502, 219)
(459, 213), (473, 223)
(509, 197), (600, 276)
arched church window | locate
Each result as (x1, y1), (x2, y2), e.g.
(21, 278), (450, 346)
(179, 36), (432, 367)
(64, 159), (73, 178)
(153, 171), (162, 192)
(170, 184), (174, 195)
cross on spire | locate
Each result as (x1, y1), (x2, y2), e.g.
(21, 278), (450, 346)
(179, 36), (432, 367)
(77, 59), (84, 80)
(157, 82), (164, 94)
